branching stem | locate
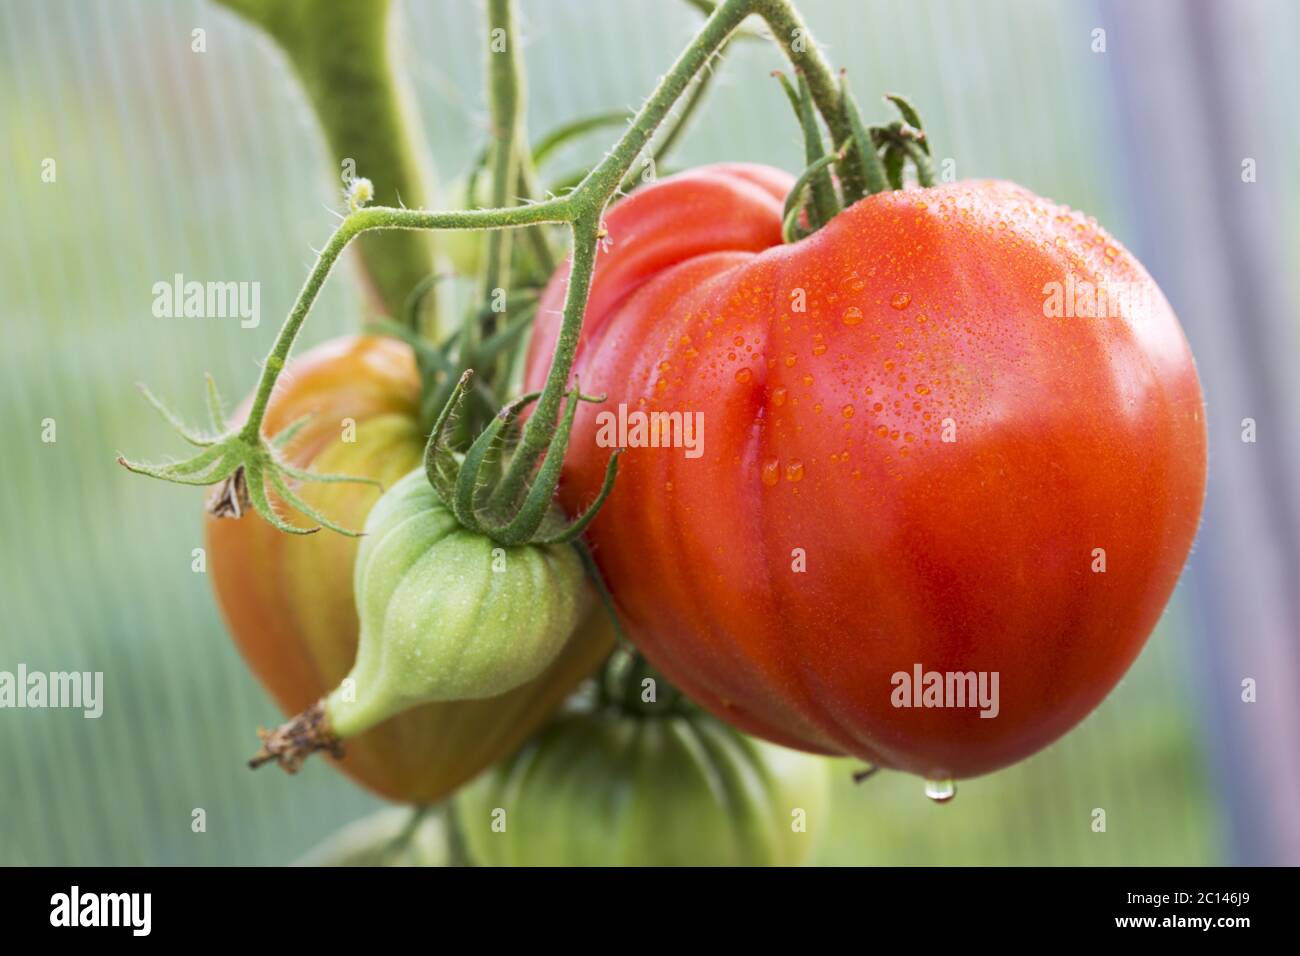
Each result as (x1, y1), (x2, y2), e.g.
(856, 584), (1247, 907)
(236, 0), (857, 493)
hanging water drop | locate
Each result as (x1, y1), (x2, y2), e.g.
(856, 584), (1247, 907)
(924, 779), (956, 803)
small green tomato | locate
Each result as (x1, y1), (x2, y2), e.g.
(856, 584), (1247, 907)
(328, 468), (588, 736)
(250, 468), (589, 772)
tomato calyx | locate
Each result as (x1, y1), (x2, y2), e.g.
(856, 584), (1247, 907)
(422, 370), (623, 549)
(419, 371), (632, 651)
(117, 376), (380, 535)
(776, 70), (935, 243)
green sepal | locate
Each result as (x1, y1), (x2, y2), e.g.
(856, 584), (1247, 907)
(838, 76), (889, 201)
(453, 390), (541, 531)
(423, 370), (474, 508)
(120, 379), (375, 535)
(782, 152), (842, 243)
(882, 142), (905, 191)
(884, 93), (931, 155)
(488, 384), (585, 546)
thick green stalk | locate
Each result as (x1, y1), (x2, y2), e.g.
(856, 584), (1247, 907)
(215, 0), (437, 326)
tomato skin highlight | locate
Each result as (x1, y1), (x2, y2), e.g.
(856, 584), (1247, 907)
(525, 166), (1207, 780)
(206, 336), (613, 803)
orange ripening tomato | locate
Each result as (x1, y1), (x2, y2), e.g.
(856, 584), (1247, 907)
(524, 164), (1206, 780)
(206, 335), (613, 802)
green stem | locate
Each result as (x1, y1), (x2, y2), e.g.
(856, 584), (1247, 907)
(491, 0), (759, 506)
(480, 0), (525, 342)
(617, 42), (725, 194)
(379, 804), (431, 862)
(516, 161), (557, 277)
(752, 0), (856, 194)
(239, 199), (570, 443)
(443, 801), (474, 867)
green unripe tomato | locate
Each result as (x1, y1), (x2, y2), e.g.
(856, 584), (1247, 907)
(457, 707), (831, 866)
(324, 469), (588, 738)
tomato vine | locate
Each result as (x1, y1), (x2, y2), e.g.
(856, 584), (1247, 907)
(121, 0), (929, 543)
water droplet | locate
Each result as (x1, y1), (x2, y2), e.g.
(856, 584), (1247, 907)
(875, 425), (889, 438)
(890, 292), (911, 310)
(1104, 245), (1118, 259)
(841, 404), (855, 419)
(772, 387), (787, 407)
(915, 384), (931, 395)
(735, 368), (752, 384)
(841, 306), (864, 326)
(925, 779), (956, 803)
(733, 335), (745, 346)
(812, 343), (828, 356)
(760, 459), (780, 486)
(784, 353), (798, 368)
(785, 460), (804, 482)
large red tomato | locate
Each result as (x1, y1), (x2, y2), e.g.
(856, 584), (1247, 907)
(524, 163), (1206, 780)
(207, 336), (613, 802)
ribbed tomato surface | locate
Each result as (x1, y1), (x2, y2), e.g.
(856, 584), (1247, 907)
(525, 164), (1206, 778)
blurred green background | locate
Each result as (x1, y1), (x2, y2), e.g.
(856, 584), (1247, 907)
(3, 0), (1298, 866)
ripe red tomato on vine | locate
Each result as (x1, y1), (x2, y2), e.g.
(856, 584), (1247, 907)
(525, 163), (1207, 783)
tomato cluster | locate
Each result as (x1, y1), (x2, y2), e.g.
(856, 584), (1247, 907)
(205, 337), (613, 802)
